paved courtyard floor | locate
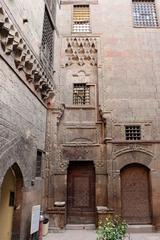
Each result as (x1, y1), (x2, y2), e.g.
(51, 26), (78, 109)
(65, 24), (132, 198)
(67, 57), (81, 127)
(43, 230), (160, 240)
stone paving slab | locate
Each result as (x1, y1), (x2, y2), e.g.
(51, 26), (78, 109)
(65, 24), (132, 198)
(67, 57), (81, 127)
(43, 231), (160, 240)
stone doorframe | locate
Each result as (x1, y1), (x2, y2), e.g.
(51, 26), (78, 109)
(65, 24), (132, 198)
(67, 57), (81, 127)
(67, 161), (96, 224)
(121, 163), (151, 224)
(110, 149), (157, 224)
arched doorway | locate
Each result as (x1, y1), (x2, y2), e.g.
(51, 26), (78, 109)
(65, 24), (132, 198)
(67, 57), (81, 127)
(121, 163), (151, 224)
(67, 161), (96, 224)
(0, 163), (23, 240)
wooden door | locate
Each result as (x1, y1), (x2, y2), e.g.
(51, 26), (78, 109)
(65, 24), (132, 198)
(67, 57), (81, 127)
(67, 161), (95, 224)
(121, 164), (151, 224)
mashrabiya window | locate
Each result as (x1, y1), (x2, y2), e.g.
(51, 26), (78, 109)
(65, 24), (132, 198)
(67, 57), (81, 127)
(73, 5), (90, 32)
(132, 0), (158, 27)
(73, 83), (90, 105)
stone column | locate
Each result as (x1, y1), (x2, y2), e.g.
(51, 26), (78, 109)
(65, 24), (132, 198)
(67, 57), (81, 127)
(44, 108), (60, 209)
(44, 107), (67, 231)
(112, 171), (121, 214)
(102, 111), (112, 141)
(150, 169), (160, 229)
(95, 174), (108, 206)
(102, 111), (113, 208)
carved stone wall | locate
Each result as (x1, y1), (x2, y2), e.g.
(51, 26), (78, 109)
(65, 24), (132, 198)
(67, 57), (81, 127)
(112, 121), (153, 141)
(51, 143), (106, 174)
(113, 148), (153, 171)
(0, 56), (47, 239)
(65, 37), (97, 66)
(49, 0), (160, 229)
(0, 56), (47, 181)
(0, 3), (55, 102)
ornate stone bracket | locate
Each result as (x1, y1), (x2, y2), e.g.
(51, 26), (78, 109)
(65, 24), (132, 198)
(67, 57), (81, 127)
(57, 104), (65, 124)
(0, 4), (55, 102)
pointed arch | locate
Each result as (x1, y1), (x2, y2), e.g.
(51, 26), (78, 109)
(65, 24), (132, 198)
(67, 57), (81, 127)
(0, 162), (24, 240)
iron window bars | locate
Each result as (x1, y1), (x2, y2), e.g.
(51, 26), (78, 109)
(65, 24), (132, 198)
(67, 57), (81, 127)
(125, 125), (141, 140)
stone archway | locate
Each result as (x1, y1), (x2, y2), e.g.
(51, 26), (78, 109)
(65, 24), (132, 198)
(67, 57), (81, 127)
(121, 163), (151, 224)
(0, 163), (23, 240)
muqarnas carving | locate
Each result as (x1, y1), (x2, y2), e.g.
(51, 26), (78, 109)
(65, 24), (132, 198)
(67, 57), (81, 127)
(65, 37), (97, 66)
(0, 4), (55, 101)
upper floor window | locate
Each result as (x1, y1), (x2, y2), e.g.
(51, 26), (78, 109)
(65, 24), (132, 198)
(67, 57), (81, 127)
(73, 5), (90, 32)
(132, 0), (158, 27)
(36, 150), (43, 177)
(73, 83), (90, 105)
(41, 8), (54, 71)
(125, 125), (141, 140)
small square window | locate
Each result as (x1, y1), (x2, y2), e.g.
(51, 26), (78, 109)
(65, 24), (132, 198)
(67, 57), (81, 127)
(125, 125), (141, 140)
(132, 0), (158, 27)
(73, 83), (90, 105)
(73, 5), (90, 32)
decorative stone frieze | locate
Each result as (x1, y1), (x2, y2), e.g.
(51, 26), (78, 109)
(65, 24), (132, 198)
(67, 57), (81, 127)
(65, 37), (97, 66)
(112, 144), (153, 159)
(0, 4), (55, 102)
(113, 144), (153, 159)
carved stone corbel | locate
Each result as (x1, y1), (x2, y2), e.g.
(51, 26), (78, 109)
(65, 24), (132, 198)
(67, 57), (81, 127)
(0, 3), (55, 102)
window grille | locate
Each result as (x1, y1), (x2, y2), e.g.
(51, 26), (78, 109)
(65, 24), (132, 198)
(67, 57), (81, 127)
(73, 5), (90, 32)
(125, 126), (141, 140)
(41, 8), (54, 70)
(73, 83), (90, 105)
(46, 0), (56, 22)
(132, 0), (158, 27)
(36, 150), (43, 177)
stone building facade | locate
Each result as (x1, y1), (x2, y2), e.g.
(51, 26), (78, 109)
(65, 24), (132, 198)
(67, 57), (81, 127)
(2, 0), (160, 238)
(45, 0), (160, 232)
(0, 0), (57, 239)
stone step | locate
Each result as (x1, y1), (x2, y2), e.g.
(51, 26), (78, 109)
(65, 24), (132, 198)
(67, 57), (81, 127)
(128, 225), (155, 233)
(66, 224), (96, 230)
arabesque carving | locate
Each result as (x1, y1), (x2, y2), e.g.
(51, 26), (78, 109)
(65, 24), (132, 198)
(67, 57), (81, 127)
(0, 4), (55, 101)
(65, 37), (97, 66)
